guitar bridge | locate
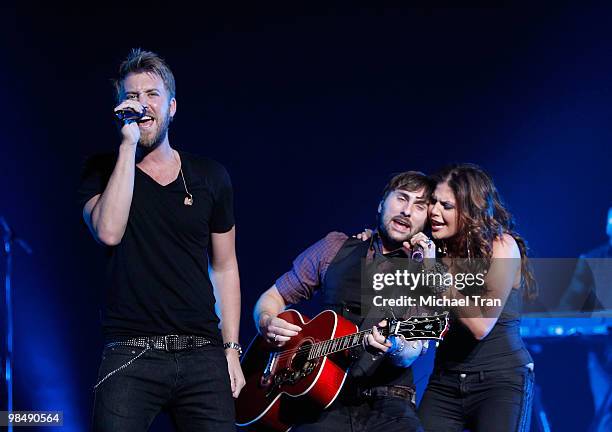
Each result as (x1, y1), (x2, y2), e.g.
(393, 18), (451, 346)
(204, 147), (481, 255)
(275, 361), (317, 386)
(264, 359), (318, 398)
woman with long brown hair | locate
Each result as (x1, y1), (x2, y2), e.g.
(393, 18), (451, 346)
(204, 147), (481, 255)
(414, 163), (536, 431)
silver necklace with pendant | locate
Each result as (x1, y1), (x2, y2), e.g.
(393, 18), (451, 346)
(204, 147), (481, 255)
(175, 152), (193, 206)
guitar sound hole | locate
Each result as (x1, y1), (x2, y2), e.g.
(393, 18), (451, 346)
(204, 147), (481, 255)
(291, 341), (312, 371)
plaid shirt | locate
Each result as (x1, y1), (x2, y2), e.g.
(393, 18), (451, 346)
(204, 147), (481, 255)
(275, 230), (407, 304)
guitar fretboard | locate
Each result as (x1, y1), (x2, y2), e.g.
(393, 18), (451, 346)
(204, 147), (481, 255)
(304, 314), (447, 361)
(307, 329), (373, 360)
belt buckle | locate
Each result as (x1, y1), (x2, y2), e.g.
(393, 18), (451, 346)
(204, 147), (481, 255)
(185, 336), (195, 349)
(164, 335), (180, 352)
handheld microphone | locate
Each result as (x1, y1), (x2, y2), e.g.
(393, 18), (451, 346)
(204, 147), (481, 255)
(411, 246), (424, 263)
(114, 107), (146, 122)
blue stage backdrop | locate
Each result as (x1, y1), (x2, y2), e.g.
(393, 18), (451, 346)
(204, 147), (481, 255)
(0, 3), (611, 431)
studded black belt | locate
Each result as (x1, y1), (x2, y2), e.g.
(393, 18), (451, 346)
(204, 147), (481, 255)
(105, 335), (213, 352)
(361, 385), (416, 404)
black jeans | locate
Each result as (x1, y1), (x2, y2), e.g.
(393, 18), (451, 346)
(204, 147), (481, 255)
(92, 344), (235, 432)
(418, 366), (534, 432)
(291, 395), (423, 432)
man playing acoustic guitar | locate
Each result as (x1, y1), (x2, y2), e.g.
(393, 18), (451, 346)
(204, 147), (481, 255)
(252, 171), (436, 432)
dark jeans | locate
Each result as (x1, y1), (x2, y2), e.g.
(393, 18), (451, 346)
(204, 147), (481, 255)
(92, 344), (235, 432)
(291, 395), (423, 432)
(418, 366), (534, 432)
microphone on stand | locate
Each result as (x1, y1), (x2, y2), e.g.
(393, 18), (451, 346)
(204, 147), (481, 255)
(0, 217), (32, 255)
(114, 106), (147, 122)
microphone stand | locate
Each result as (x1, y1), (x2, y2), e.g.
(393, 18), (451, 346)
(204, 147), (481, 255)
(1, 217), (32, 432)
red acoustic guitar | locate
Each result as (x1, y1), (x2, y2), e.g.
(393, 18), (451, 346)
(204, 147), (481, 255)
(235, 309), (449, 431)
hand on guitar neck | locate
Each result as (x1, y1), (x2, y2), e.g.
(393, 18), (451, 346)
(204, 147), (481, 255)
(365, 320), (425, 367)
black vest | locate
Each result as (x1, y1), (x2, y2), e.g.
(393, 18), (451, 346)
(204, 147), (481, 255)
(321, 237), (414, 389)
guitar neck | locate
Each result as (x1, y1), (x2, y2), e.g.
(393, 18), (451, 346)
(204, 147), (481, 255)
(306, 329), (373, 360)
(305, 313), (448, 361)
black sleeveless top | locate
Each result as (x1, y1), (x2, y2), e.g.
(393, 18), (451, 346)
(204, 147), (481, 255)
(434, 287), (533, 372)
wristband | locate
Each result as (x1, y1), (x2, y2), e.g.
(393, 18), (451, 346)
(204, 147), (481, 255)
(386, 335), (405, 356)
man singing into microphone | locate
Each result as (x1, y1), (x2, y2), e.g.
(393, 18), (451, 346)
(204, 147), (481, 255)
(253, 171), (434, 432)
(78, 49), (244, 432)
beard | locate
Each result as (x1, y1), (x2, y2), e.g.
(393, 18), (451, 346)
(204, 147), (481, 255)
(138, 112), (171, 151)
(378, 220), (404, 251)
(377, 213), (416, 251)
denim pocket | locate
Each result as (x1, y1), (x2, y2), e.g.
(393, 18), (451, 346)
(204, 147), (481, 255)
(94, 345), (150, 391)
(106, 345), (143, 357)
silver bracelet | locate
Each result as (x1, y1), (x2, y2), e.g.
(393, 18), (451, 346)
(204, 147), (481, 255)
(423, 261), (450, 294)
(223, 341), (243, 356)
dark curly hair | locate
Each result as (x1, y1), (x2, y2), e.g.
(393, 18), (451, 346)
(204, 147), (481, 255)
(431, 163), (537, 299)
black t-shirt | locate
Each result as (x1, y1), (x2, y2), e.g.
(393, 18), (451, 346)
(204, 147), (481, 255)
(77, 150), (234, 344)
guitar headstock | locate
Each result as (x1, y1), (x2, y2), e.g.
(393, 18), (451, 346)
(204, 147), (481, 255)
(384, 312), (450, 341)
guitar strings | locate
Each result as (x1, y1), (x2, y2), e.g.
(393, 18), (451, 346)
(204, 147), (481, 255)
(268, 317), (443, 362)
(270, 328), (374, 362)
(271, 317), (441, 361)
